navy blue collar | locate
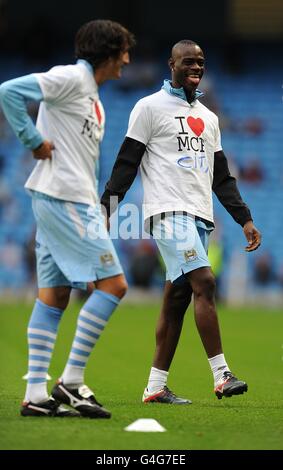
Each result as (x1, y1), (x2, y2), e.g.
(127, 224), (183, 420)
(162, 79), (203, 103)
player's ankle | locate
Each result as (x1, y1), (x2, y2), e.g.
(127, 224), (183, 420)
(146, 367), (168, 393)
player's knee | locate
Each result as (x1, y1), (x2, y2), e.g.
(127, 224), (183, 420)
(172, 284), (192, 302)
(167, 284), (192, 311)
(38, 286), (71, 310)
(96, 275), (128, 299)
(117, 279), (128, 299)
(113, 278), (128, 299)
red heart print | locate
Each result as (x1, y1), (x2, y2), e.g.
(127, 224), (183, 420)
(94, 101), (102, 125)
(187, 117), (204, 137)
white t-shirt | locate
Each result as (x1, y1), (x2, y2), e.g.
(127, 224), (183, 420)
(126, 88), (222, 223)
(25, 61), (105, 206)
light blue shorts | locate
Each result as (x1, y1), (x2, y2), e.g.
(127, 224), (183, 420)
(30, 191), (123, 290)
(151, 212), (213, 284)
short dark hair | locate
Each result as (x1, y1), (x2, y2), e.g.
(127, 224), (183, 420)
(174, 39), (198, 47)
(75, 19), (135, 69)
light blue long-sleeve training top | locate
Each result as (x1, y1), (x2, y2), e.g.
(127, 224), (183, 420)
(0, 74), (44, 150)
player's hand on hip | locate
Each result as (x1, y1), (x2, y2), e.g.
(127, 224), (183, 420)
(32, 140), (55, 160)
(243, 220), (261, 252)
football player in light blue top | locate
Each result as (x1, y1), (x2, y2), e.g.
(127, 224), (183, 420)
(0, 19), (135, 418)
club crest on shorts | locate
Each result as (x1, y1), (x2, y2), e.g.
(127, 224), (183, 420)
(100, 253), (115, 266)
(184, 249), (197, 262)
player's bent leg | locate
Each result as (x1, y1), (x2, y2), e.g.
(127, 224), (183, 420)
(53, 275), (127, 418)
(38, 286), (72, 310)
(95, 274), (128, 299)
(188, 267), (248, 399)
(154, 280), (192, 371)
(188, 267), (222, 358)
(143, 280), (193, 405)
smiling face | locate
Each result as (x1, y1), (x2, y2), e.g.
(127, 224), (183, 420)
(169, 42), (205, 94)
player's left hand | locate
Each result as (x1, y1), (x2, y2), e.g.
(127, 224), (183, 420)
(243, 220), (261, 252)
(32, 140), (55, 160)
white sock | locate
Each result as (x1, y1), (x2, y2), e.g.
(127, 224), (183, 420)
(24, 382), (49, 404)
(61, 365), (84, 389)
(147, 367), (169, 393)
(208, 353), (230, 385)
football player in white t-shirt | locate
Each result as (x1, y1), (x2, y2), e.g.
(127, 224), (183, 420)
(101, 40), (261, 404)
(0, 20), (135, 418)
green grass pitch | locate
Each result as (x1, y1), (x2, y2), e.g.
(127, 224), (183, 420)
(0, 300), (282, 450)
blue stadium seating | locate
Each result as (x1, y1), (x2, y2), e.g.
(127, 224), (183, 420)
(0, 55), (282, 295)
